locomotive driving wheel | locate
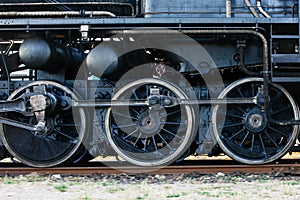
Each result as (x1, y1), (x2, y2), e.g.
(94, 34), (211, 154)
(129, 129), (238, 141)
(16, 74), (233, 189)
(105, 78), (196, 167)
(212, 78), (299, 164)
(0, 81), (87, 167)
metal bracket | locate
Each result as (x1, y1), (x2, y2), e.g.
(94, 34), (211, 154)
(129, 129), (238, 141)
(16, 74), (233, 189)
(237, 40), (246, 48)
(80, 25), (90, 41)
(30, 94), (47, 122)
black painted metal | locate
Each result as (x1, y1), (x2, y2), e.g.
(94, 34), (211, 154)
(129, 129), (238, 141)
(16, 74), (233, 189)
(0, 0), (299, 166)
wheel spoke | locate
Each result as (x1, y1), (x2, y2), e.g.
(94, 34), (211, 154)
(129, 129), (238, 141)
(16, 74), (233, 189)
(269, 92), (281, 107)
(152, 135), (158, 152)
(223, 122), (244, 129)
(117, 123), (137, 128)
(258, 134), (267, 157)
(132, 89), (138, 100)
(237, 87), (244, 98)
(229, 127), (246, 140)
(250, 134), (255, 151)
(146, 85), (149, 97)
(131, 108), (141, 116)
(123, 128), (138, 140)
(268, 126), (289, 137)
(133, 132), (142, 147)
(270, 105), (291, 116)
(54, 129), (77, 142)
(236, 105), (247, 114)
(222, 111), (244, 119)
(157, 133), (174, 152)
(162, 128), (184, 140)
(239, 131), (250, 146)
(160, 109), (180, 118)
(264, 130), (280, 149)
(251, 83), (255, 97)
(143, 136), (148, 151)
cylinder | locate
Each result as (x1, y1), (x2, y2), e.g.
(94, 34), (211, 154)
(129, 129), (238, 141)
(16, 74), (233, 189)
(19, 37), (86, 74)
(86, 43), (121, 78)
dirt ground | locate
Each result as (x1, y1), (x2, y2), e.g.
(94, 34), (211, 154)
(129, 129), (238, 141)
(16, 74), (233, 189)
(0, 172), (300, 200)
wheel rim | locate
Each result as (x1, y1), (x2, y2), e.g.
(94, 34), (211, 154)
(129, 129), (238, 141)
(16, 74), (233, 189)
(0, 81), (86, 167)
(212, 78), (299, 164)
(105, 78), (195, 167)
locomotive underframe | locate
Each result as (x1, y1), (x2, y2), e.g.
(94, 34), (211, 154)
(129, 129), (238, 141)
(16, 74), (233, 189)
(0, 1), (300, 167)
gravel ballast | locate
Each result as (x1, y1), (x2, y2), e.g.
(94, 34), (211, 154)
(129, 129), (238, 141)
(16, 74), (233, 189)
(0, 172), (300, 200)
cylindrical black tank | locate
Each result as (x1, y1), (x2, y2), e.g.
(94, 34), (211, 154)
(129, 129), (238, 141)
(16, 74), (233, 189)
(19, 37), (86, 74)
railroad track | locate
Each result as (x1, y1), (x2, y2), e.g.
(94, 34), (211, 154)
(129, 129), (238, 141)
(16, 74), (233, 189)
(1, 159), (300, 176)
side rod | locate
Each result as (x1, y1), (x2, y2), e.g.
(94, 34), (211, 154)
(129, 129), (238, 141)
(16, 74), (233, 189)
(72, 97), (256, 107)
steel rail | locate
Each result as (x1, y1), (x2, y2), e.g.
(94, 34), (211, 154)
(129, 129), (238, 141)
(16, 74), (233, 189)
(0, 162), (300, 176)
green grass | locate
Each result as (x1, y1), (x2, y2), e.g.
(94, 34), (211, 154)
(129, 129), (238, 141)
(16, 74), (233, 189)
(54, 184), (68, 192)
(198, 191), (215, 197)
(166, 193), (180, 198)
(181, 191), (189, 196)
(107, 187), (125, 193)
(284, 180), (300, 185)
(6, 180), (16, 184)
(81, 195), (92, 200)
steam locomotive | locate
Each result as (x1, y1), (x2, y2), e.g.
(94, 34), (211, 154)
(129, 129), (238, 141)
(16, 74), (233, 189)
(0, 0), (299, 167)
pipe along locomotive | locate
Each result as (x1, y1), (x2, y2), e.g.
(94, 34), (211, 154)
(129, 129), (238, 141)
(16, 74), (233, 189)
(0, 0), (300, 167)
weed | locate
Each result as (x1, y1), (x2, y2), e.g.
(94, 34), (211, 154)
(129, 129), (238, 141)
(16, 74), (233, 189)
(81, 194), (92, 200)
(217, 191), (236, 197)
(258, 179), (268, 183)
(213, 186), (231, 190)
(285, 180), (300, 186)
(6, 180), (15, 184)
(166, 193), (180, 198)
(181, 191), (189, 196)
(198, 191), (214, 197)
(54, 184), (68, 192)
(101, 181), (109, 186)
(107, 187), (125, 193)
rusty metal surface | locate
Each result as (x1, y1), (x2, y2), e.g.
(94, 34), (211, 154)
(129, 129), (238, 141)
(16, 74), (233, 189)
(1, 161), (300, 176)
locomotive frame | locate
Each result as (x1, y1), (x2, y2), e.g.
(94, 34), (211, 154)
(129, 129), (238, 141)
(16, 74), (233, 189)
(0, 0), (300, 168)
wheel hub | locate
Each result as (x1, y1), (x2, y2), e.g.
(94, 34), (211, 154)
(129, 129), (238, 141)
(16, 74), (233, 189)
(33, 118), (54, 137)
(137, 110), (161, 136)
(245, 108), (267, 133)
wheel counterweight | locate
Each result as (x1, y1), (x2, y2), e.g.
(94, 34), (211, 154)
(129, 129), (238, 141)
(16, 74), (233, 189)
(212, 78), (299, 164)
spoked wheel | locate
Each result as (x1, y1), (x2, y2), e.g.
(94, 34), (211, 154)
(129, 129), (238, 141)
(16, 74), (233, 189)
(0, 81), (86, 167)
(212, 78), (299, 164)
(105, 78), (196, 167)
